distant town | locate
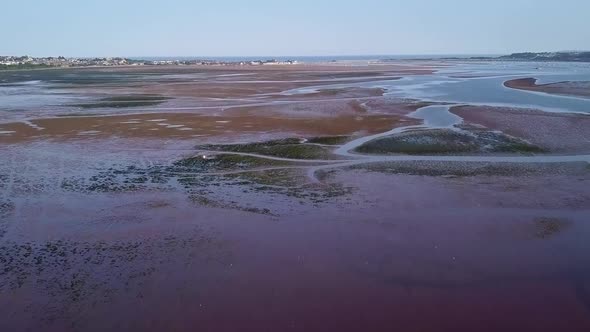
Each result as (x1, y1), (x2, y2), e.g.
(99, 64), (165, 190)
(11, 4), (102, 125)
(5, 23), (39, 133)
(0, 55), (299, 70)
(3, 51), (590, 70)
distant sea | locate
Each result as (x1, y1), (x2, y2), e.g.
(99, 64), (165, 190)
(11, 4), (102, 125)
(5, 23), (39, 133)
(133, 55), (500, 63)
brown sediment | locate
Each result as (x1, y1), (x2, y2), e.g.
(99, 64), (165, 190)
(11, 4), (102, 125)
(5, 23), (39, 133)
(504, 78), (590, 98)
(363, 98), (437, 116)
(1, 149), (590, 331)
(0, 110), (416, 144)
(451, 105), (590, 153)
(223, 98), (425, 118)
(70, 76), (395, 102)
(55, 64), (423, 101)
(0, 64), (429, 124)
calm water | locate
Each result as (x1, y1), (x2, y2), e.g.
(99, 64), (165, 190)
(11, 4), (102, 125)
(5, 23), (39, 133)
(286, 61), (590, 114)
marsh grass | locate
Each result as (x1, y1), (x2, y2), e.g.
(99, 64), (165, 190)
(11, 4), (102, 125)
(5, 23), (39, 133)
(199, 138), (339, 160)
(172, 154), (288, 172)
(355, 129), (546, 155)
(307, 136), (350, 145)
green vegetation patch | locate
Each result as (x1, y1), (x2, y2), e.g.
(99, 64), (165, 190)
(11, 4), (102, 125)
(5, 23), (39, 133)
(306, 136), (350, 145)
(355, 129), (545, 155)
(171, 154), (289, 173)
(199, 138), (340, 160)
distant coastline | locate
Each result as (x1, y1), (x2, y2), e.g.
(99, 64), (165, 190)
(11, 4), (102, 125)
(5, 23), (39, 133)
(400, 51), (590, 63)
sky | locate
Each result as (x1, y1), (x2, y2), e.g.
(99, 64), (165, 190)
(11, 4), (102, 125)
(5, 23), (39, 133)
(3, 0), (590, 57)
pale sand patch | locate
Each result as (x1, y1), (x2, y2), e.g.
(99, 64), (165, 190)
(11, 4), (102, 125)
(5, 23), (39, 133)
(22, 120), (45, 130)
(77, 130), (101, 135)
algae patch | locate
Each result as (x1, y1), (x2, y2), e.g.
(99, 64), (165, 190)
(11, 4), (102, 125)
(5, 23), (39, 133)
(533, 217), (572, 239)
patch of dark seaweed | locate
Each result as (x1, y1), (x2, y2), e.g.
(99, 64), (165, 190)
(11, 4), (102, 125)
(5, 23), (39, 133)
(187, 186), (275, 216)
(57, 153), (349, 214)
(180, 167), (353, 212)
(533, 217), (572, 239)
(61, 165), (171, 194)
(0, 173), (8, 188)
(223, 169), (353, 204)
(0, 200), (14, 238)
(223, 169), (304, 188)
(0, 229), (229, 325)
(0, 200), (15, 218)
(189, 194), (223, 208)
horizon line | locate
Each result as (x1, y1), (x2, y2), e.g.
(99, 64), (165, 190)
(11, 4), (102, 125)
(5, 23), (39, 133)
(1, 53), (511, 59)
(4, 50), (589, 59)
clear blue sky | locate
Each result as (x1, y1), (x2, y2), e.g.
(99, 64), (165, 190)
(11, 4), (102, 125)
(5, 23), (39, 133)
(3, 0), (589, 57)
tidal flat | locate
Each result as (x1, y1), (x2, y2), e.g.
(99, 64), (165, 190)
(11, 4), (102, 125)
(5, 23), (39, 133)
(1, 61), (590, 332)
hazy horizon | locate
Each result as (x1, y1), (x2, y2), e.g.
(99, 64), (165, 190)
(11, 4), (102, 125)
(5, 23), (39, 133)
(1, 53), (510, 59)
(2, 0), (590, 57)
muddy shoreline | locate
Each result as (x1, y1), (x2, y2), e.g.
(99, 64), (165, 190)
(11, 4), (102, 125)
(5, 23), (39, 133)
(504, 77), (590, 98)
(451, 105), (590, 153)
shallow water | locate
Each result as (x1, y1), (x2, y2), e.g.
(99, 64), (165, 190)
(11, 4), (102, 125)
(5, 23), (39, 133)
(285, 61), (590, 114)
(408, 105), (462, 128)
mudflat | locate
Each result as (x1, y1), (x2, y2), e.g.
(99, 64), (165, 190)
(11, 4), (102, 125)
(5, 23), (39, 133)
(1, 62), (590, 332)
(505, 77), (590, 98)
